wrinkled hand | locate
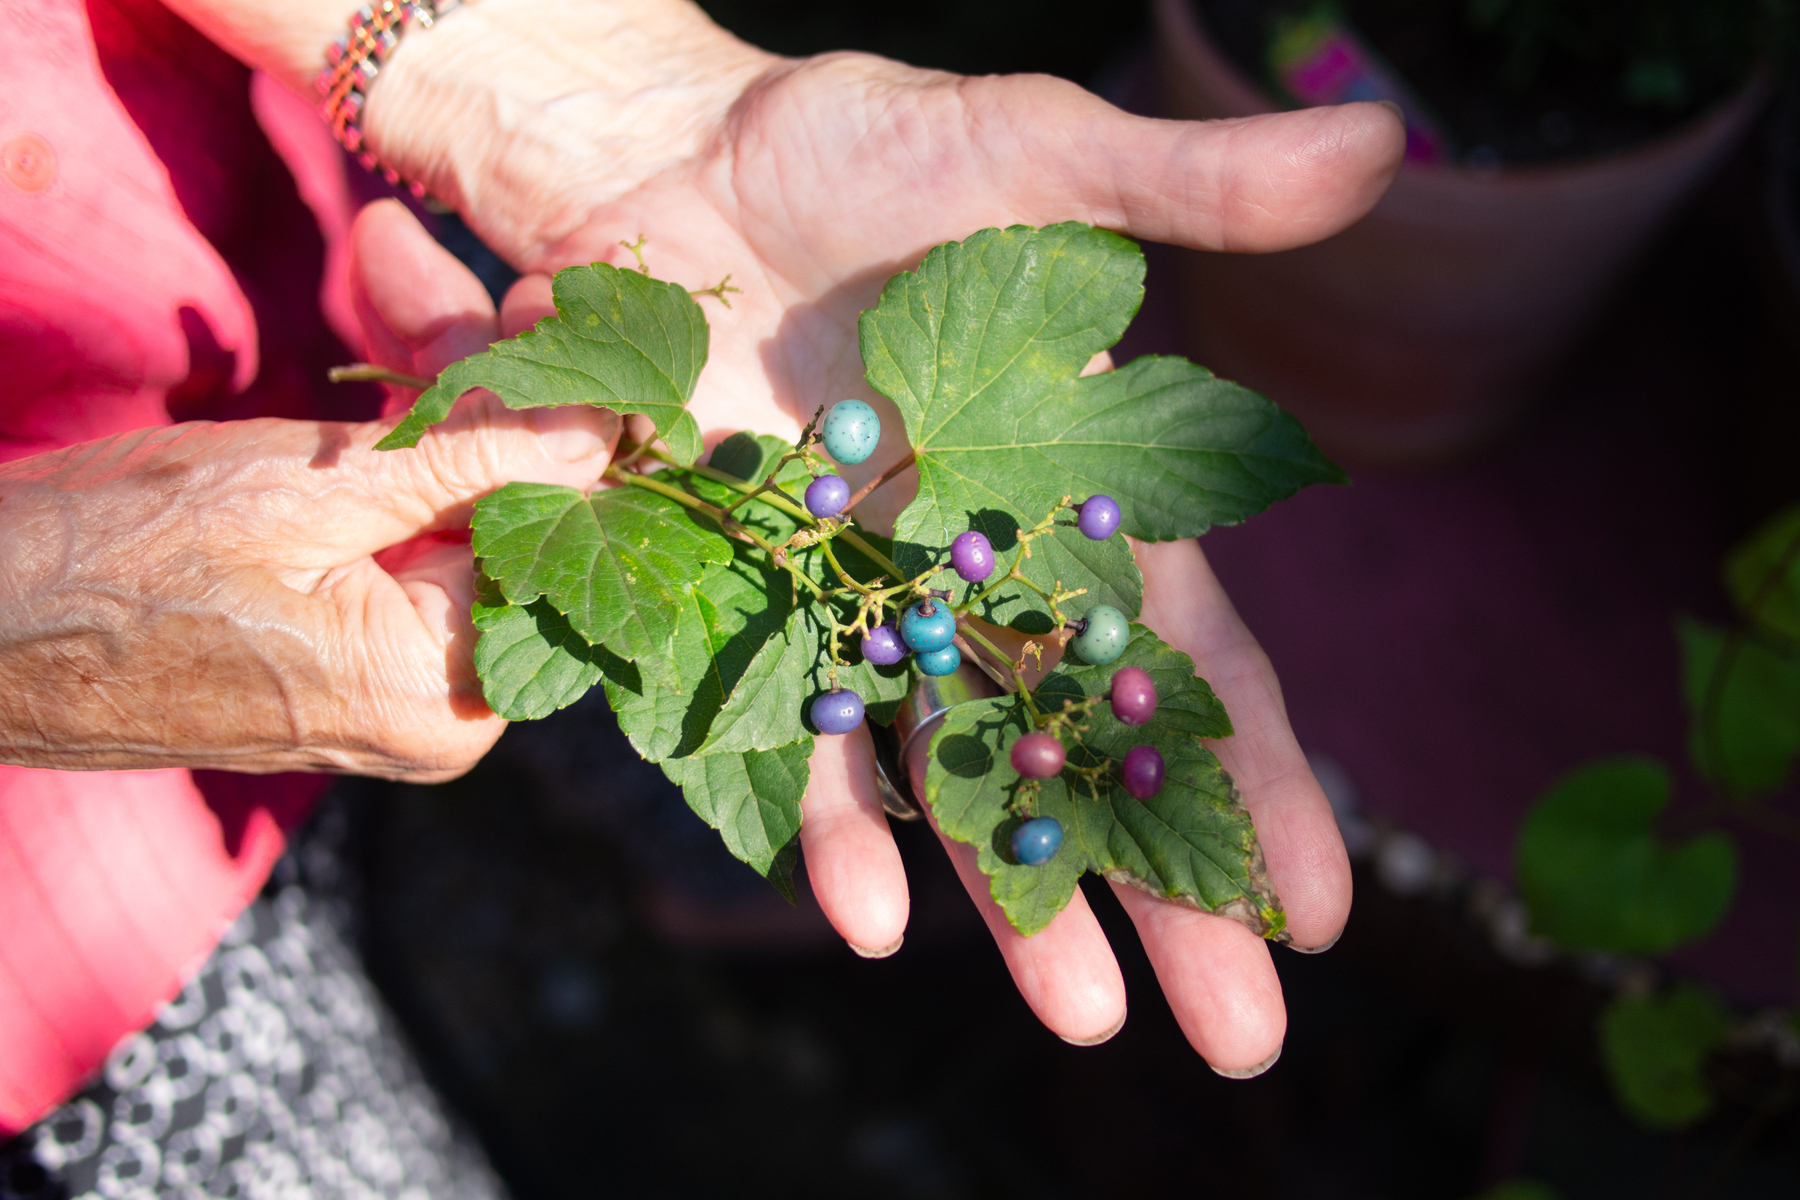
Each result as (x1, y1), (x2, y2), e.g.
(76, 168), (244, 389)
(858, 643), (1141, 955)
(370, 0), (1404, 1070)
(0, 216), (618, 782)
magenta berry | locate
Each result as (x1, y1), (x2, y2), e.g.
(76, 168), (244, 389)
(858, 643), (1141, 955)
(861, 623), (907, 666)
(950, 530), (995, 582)
(1109, 666), (1157, 726)
(1010, 731), (1066, 780)
(1078, 495), (1121, 540)
(811, 689), (865, 735)
(805, 474), (851, 518)
(1121, 745), (1165, 800)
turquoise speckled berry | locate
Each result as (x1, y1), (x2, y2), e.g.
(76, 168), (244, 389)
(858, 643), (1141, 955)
(898, 600), (956, 654)
(915, 644), (961, 676)
(1071, 604), (1129, 665)
(1010, 817), (1063, 866)
(821, 400), (880, 465)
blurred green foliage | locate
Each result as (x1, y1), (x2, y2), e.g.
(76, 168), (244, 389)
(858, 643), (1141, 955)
(1599, 986), (1732, 1128)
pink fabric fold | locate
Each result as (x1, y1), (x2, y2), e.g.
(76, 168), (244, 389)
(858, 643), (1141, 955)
(0, 0), (372, 1134)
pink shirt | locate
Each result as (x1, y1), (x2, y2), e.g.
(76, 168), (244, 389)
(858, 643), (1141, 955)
(0, 0), (372, 1134)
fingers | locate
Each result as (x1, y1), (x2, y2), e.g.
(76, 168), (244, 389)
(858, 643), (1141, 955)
(933, 824), (1128, 1043)
(1110, 882), (1285, 1070)
(349, 199), (499, 384)
(799, 726), (910, 956)
(988, 78), (1404, 253)
(500, 273), (557, 338)
(1133, 537), (1350, 950)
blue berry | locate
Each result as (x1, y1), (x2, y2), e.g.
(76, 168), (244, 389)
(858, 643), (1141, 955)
(805, 474), (850, 518)
(861, 623), (907, 666)
(821, 400), (880, 465)
(1070, 604), (1128, 665)
(810, 689), (865, 735)
(898, 600), (956, 653)
(949, 530), (994, 582)
(1011, 817), (1064, 866)
(915, 644), (961, 676)
(1078, 495), (1121, 540)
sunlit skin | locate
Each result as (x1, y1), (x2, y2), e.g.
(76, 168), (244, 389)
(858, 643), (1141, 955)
(22, 0), (1405, 1071)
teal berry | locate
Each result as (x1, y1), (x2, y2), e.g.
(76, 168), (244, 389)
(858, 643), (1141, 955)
(1010, 817), (1063, 866)
(1071, 604), (1129, 665)
(898, 600), (956, 653)
(915, 644), (961, 676)
(821, 400), (880, 465)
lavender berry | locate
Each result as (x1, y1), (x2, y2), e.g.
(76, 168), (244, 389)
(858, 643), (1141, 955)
(949, 530), (994, 582)
(1109, 666), (1157, 726)
(805, 474), (850, 518)
(861, 623), (907, 666)
(1121, 744), (1165, 800)
(811, 689), (865, 735)
(1010, 731), (1066, 779)
(1010, 816), (1064, 866)
(1078, 494), (1121, 541)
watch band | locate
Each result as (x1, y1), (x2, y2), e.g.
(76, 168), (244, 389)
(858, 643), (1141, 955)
(314, 0), (464, 195)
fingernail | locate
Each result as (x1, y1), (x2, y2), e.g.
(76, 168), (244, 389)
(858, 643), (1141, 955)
(1289, 929), (1343, 955)
(849, 934), (903, 959)
(1059, 1007), (1127, 1047)
(530, 406), (618, 462)
(1210, 1042), (1282, 1080)
(1377, 99), (1405, 123)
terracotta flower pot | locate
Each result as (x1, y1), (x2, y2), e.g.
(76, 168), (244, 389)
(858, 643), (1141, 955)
(1153, 0), (1769, 465)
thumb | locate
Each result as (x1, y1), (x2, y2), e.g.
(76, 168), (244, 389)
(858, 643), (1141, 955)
(349, 198), (500, 411)
(989, 80), (1405, 253)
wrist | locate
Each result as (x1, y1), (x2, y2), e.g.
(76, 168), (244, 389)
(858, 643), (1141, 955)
(363, 0), (779, 266)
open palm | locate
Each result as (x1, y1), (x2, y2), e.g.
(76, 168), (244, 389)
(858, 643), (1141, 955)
(389, 50), (1403, 1070)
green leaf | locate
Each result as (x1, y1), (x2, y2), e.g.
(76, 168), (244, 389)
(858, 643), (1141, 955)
(924, 626), (1281, 937)
(597, 553), (795, 763)
(1516, 757), (1736, 955)
(1725, 503), (1800, 642)
(1599, 986), (1730, 1129)
(471, 482), (732, 663)
(1679, 617), (1800, 797)
(865, 223), (1342, 630)
(1466, 1185), (1561, 1200)
(471, 596), (603, 721)
(661, 740), (814, 879)
(376, 262), (708, 463)
(697, 593), (913, 754)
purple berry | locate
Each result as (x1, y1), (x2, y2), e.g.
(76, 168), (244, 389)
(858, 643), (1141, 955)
(805, 474), (851, 518)
(1121, 745), (1165, 800)
(949, 530), (995, 582)
(1010, 731), (1066, 779)
(861, 623), (907, 666)
(1078, 495), (1121, 540)
(1109, 666), (1157, 726)
(1011, 816), (1064, 866)
(811, 688), (865, 735)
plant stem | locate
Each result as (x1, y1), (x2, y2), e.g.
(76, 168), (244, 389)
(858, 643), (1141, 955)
(641, 444), (911, 583)
(328, 363), (433, 390)
(956, 621), (1038, 716)
(606, 466), (822, 598)
(843, 451), (916, 513)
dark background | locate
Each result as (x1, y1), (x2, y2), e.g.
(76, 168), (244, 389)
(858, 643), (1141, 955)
(341, 2), (1800, 1197)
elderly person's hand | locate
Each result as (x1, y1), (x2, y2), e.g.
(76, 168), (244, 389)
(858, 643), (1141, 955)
(0, 212), (617, 782)
(173, 0), (1404, 1071)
